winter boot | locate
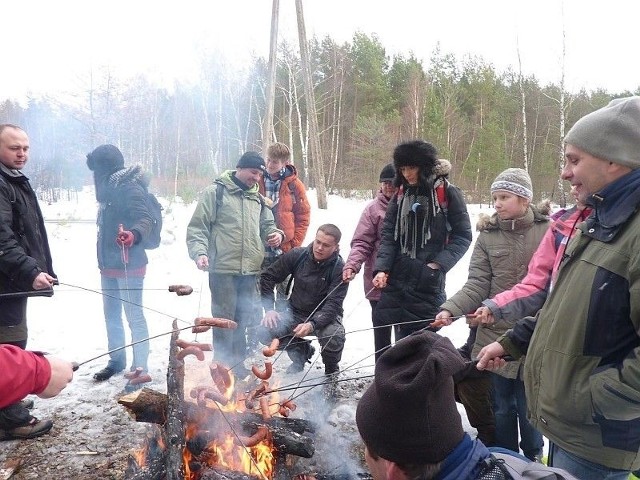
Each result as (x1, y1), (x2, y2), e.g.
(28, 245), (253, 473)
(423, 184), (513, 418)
(286, 343), (315, 374)
(93, 366), (122, 382)
(0, 416), (53, 441)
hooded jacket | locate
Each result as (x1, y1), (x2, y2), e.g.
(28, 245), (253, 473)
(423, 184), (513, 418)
(501, 169), (640, 470)
(187, 170), (282, 275)
(441, 205), (549, 378)
(95, 166), (153, 272)
(258, 164), (310, 253)
(343, 190), (392, 301)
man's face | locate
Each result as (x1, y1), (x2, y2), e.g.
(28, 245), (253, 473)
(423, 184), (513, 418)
(265, 156), (287, 177)
(312, 230), (339, 262)
(561, 144), (613, 203)
(364, 447), (389, 480)
(0, 127), (29, 170)
(235, 167), (264, 188)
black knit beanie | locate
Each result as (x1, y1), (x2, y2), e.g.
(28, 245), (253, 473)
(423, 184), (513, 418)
(236, 151), (266, 171)
(356, 330), (466, 465)
(379, 163), (395, 182)
(86, 144), (125, 174)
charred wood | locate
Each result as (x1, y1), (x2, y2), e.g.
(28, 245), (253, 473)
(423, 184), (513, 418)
(165, 320), (186, 480)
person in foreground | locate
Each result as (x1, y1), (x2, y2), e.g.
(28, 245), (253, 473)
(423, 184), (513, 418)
(476, 96), (640, 480)
(355, 329), (576, 480)
(0, 345), (73, 440)
(0, 124), (57, 439)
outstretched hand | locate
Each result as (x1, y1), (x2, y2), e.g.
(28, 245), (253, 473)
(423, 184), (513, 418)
(475, 342), (507, 371)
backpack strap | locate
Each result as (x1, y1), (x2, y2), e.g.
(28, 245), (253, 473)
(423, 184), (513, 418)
(285, 249), (309, 296)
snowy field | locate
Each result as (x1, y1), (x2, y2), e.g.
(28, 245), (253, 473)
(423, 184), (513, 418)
(1, 187), (501, 478)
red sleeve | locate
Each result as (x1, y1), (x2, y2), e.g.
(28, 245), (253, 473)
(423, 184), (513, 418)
(0, 345), (52, 409)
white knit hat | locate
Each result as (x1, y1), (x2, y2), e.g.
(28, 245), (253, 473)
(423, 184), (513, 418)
(491, 168), (533, 201)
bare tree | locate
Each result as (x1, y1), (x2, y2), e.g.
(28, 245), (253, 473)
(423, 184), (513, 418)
(262, 0), (280, 153)
(517, 36), (529, 171)
(295, 0), (327, 208)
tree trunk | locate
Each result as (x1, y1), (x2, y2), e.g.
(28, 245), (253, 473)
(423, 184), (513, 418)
(261, 0), (280, 152)
(295, 0), (328, 209)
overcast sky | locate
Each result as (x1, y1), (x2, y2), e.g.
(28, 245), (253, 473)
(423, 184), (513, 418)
(4, 0), (639, 101)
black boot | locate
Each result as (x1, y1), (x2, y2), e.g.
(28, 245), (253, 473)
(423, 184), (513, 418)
(93, 366), (121, 382)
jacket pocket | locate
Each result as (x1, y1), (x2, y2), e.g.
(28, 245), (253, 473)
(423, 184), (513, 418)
(415, 263), (444, 294)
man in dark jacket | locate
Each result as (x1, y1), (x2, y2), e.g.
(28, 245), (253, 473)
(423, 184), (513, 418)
(86, 144), (154, 392)
(259, 224), (347, 377)
(477, 96), (640, 478)
(0, 124), (57, 440)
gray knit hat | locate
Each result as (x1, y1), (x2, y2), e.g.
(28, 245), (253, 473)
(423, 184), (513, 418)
(491, 168), (533, 201)
(565, 96), (640, 170)
(356, 330), (466, 464)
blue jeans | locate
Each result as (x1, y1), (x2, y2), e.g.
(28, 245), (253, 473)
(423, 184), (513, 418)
(549, 443), (630, 480)
(101, 275), (149, 372)
(491, 373), (543, 460)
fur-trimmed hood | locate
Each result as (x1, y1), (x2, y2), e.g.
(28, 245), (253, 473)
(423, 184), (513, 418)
(476, 199), (551, 231)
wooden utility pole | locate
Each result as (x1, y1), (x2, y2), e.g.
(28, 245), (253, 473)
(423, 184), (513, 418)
(295, 0), (328, 209)
(262, 0), (280, 154)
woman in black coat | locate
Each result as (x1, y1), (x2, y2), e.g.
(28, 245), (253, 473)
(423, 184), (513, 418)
(372, 141), (472, 359)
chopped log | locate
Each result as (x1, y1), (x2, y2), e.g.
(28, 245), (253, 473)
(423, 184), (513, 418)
(164, 320), (186, 480)
(119, 388), (167, 424)
(120, 389), (316, 434)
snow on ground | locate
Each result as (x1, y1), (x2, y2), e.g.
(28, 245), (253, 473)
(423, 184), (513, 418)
(1, 187), (493, 478)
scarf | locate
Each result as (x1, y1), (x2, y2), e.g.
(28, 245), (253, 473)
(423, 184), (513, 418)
(394, 183), (438, 259)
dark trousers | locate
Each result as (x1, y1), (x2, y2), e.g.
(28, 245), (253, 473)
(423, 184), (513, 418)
(455, 372), (496, 446)
(371, 300), (392, 362)
(0, 338), (30, 430)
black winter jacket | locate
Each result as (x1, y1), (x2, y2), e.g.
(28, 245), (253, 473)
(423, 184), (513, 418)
(0, 168), (55, 294)
(96, 167), (153, 271)
(374, 180), (472, 325)
(260, 245), (347, 330)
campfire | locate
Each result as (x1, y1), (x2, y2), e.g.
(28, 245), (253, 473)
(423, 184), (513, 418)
(119, 320), (317, 480)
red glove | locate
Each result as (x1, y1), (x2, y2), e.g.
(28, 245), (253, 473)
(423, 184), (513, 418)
(116, 230), (135, 248)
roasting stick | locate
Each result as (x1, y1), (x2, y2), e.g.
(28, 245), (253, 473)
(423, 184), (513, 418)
(71, 318), (233, 371)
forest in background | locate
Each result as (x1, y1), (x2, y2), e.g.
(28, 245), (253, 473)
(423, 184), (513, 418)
(1, 33), (638, 206)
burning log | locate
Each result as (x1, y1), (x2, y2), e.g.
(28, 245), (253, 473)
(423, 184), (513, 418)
(197, 466), (261, 480)
(119, 389), (316, 435)
(164, 319), (186, 480)
(188, 423), (314, 458)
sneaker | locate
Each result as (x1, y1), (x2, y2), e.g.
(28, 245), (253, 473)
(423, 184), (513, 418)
(19, 399), (34, 410)
(0, 416), (53, 441)
(93, 366), (122, 382)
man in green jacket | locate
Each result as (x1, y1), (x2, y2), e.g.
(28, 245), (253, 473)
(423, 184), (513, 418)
(186, 152), (283, 376)
(477, 96), (640, 479)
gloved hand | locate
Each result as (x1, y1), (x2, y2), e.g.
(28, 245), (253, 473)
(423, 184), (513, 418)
(116, 230), (135, 248)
